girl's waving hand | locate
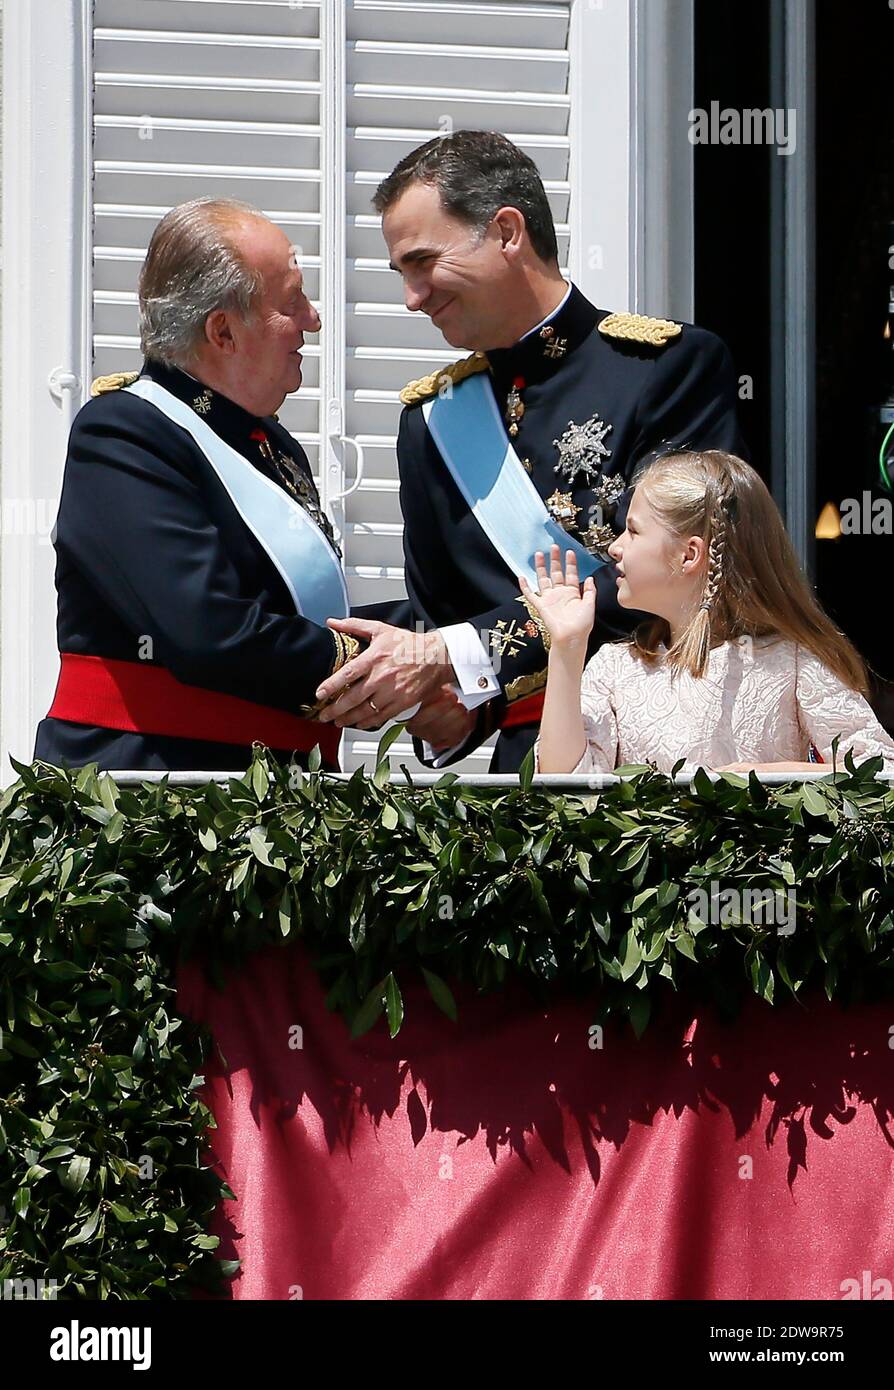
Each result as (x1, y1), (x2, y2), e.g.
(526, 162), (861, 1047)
(519, 545), (597, 651)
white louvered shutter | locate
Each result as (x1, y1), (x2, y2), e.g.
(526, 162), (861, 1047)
(341, 0), (573, 773)
(92, 0), (324, 486)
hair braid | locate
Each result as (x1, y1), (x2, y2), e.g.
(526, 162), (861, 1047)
(667, 481), (734, 678)
(699, 498), (729, 614)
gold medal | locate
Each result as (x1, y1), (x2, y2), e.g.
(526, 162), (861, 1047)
(580, 522), (617, 556)
(545, 490), (582, 529)
(592, 472), (626, 511)
(505, 376), (526, 438)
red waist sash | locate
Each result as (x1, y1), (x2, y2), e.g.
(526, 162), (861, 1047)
(499, 691), (545, 729)
(46, 652), (340, 763)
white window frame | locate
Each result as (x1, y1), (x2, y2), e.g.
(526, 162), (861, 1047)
(2, 0), (94, 779)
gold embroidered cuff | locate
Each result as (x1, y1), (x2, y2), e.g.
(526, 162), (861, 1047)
(296, 632), (362, 718)
(330, 630), (361, 674)
(505, 668), (548, 704)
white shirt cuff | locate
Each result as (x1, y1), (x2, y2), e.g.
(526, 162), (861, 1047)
(420, 736), (465, 769)
(440, 622), (500, 709)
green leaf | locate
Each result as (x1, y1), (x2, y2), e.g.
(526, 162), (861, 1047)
(619, 928), (643, 981)
(40, 960), (85, 981)
(617, 840), (649, 872)
(421, 967), (457, 1022)
(248, 826), (275, 866)
(1, 1033), (41, 1059)
(531, 830), (554, 867)
(227, 857), (252, 891)
(524, 867), (551, 921)
(42, 1144), (75, 1162)
(384, 974), (404, 1038)
(64, 1207), (102, 1247)
(628, 993), (651, 1039)
(98, 773), (120, 814)
(63, 1156), (91, 1192)
(199, 826), (218, 852)
(656, 881), (680, 908)
(350, 979), (388, 1038)
(348, 883), (366, 949)
(674, 931), (698, 963)
(801, 783), (828, 818)
(749, 952), (774, 1004)
(376, 722), (406, 765)
(251, 759), (270, 802)
(103, 811), (127, 843)
(692, 765), (716, 799)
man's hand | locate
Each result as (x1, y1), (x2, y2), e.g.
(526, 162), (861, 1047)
(315, 617), (453, 729)
(406, 683), (478, 752)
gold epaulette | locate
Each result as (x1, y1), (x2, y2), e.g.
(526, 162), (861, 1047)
(399, 352), (489, 407)
(598, 313), (682, 348)
(91, 371), (140, 397)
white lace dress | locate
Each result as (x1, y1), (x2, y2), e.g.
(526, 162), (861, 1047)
(534, 635), (894, 776)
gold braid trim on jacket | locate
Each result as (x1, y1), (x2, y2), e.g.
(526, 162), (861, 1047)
(399, 352), (490, 406)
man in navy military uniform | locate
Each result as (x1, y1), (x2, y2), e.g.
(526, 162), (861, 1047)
(314, 131), (748, 772)
(34, 197), (470, 772)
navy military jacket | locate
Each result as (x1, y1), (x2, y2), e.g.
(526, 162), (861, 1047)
(34, 358), (407, 772)
(397, 284), (748, 772)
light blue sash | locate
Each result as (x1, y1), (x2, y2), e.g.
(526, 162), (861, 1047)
(422, 371), (607, 587)
(126, 378), (348, 622)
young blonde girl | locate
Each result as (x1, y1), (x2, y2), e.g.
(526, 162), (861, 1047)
(520, 450), (894, 776)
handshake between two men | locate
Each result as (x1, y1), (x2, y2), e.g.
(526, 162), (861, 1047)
(314, 616), (479, 754)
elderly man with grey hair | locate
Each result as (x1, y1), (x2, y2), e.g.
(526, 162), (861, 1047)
(34, 197), (472, 771)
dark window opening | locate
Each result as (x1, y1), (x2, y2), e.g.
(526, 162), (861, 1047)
(694, 0), (893, 733)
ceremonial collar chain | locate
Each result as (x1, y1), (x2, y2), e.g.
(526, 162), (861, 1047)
(251, 429), (342, 560)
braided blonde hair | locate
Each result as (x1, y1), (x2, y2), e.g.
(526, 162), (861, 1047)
(628, 450), (869, 691)
(682, 475), (735, 675)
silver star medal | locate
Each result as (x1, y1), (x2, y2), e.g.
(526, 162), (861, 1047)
(553, 416), (613, 486)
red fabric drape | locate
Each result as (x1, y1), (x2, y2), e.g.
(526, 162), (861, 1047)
(177, 942), (894, 1300)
